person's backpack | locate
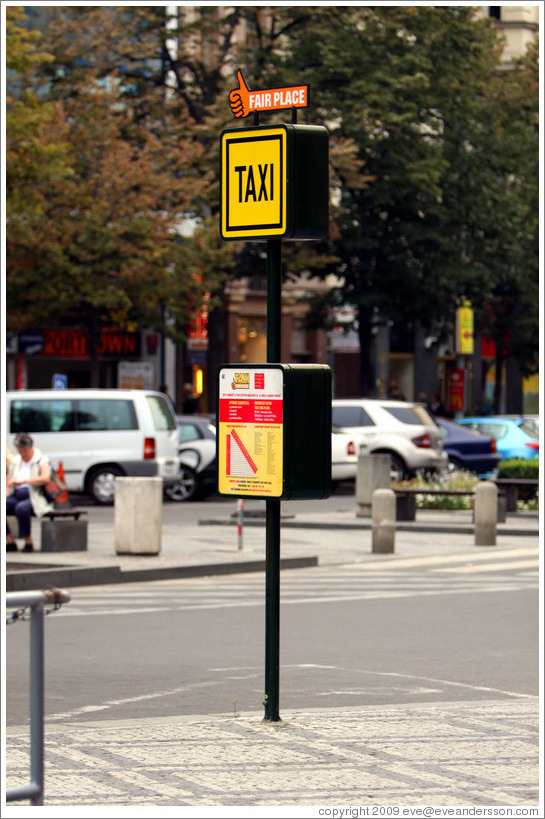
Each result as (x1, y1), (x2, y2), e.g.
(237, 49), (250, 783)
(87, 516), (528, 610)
(42, 464), (68, 503)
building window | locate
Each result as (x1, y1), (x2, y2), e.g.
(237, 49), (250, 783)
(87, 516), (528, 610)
(291, 320), (309, 357)
(238, 318), (267, 363)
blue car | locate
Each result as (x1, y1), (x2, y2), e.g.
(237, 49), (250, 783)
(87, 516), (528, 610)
(456, 416), (539, 461)
(435, 417), (501, 477)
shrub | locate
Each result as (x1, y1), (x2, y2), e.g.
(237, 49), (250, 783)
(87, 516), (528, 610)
(497, 458), (539, 503)
(497, 458), (539, 479)
(392, 470), (478, 510)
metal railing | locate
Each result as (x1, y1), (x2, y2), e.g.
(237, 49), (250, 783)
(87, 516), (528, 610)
(5, 588), (71, 805)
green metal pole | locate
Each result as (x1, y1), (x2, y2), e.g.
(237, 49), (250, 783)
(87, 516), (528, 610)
(264, 238), (282, 722)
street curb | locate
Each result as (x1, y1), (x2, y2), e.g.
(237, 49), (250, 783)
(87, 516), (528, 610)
(5, 555), (318, 592)
(198, 517), (539, 536)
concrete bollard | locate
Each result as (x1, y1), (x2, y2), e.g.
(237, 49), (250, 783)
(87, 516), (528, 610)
(115, 477), (162, 555)
(474, 481), (497, 547)
(372, 488), (396, 554)
(356, 454), (390, 517)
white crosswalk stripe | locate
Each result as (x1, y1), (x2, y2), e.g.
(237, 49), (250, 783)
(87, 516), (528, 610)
(57, 549), (538, 617)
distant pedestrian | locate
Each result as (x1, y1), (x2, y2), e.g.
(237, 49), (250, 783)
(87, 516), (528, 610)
(427, 394), (446, 417)
(6, 432), (53, 552)
(182, 383), (199, 414)
(388, 379), (406, 401)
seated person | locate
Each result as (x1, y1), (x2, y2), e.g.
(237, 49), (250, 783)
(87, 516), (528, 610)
(6, 432), (52, 553)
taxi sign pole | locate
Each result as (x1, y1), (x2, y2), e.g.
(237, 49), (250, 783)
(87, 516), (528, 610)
(264, 237), (282, 722)
(221, 73), (327, 723)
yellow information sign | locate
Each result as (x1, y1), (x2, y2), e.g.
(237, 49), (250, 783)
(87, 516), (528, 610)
(220, 127), (287, 240)
(456, 301), (474, 355)
(218, 366), (284, 497)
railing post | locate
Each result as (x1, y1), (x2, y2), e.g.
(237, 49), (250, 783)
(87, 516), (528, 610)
(29, 601), (45, 805)
(6, 588), (70, 805)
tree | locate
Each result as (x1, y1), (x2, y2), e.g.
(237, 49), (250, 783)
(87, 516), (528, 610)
(8, 6), (538, 404)
(473, 40), (539, 411)
(250, 6), (538, 401)
(6, 9), (232, 385)
(6, 7), (71, 240)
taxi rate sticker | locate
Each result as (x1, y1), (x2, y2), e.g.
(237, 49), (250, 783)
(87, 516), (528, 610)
(218, 367), (283, 497)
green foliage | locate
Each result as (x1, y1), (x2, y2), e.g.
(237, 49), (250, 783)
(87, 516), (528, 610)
(392, 470), (479, 510)
(5, 6), (53, 76)
(258, 6), (539, 395)
(5, 5), (539, 400)
(6, 11), (235, 377)
(497, 459), (539, 480)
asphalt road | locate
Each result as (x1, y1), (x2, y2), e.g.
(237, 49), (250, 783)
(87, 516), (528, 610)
(5, 551), (538, 725)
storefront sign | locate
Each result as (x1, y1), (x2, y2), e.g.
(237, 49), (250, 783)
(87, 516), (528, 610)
(18, 332), (44, 356)
(118, 361), (154, 390)
(32, 329), (141, 358)
(447, 368), (465, 412)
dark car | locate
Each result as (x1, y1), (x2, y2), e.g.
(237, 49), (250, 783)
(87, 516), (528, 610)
(457, 416), (539, 461)
(435, 417), (501, 478)
(164, 415), (217, 501)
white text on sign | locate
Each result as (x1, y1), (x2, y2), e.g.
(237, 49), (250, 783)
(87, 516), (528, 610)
(248, 87), (307, 111)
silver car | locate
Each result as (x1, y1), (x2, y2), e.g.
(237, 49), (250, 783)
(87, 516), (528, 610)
(332, 398), (448, 481)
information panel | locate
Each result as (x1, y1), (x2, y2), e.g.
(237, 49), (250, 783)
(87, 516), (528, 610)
(218, 366), (284, 497)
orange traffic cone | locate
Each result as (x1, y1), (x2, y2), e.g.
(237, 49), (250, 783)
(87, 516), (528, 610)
(54, 461), (71, 507)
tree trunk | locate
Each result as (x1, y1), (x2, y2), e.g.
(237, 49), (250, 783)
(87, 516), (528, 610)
(357, 307), (376, 397)
(206, 299), (227, 411)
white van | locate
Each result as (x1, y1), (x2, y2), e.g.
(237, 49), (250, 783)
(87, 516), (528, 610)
(6, 389), (180, 504)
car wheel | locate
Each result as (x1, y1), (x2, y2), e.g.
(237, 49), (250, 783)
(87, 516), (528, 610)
(88, 466), (123, 505)
(389, 453), (407, 482)
(164, 466), (200, 501)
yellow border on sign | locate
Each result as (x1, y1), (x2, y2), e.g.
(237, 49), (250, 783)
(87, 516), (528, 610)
(221, 127), (288, 239)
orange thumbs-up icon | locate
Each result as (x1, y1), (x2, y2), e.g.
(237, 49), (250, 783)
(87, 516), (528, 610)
(228, 70), (309, 119)
(229, 70), (251, 118)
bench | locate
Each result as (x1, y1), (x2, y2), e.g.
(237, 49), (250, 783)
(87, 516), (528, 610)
(41, 509), (88, 552)
(493, 478), (539, 512)
(392, 487), (506, 523)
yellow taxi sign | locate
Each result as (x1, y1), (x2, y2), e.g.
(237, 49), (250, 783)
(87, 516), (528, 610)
(221, 126), (287, 239)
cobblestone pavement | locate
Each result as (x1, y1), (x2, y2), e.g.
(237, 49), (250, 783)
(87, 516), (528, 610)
(5, 700), (539, 809)
(4, 507), (540, 813)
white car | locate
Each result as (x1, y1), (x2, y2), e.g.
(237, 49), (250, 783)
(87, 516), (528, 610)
(331, 427), (368, 484)
(332, 398), (448, 481)
(164, 415), (217, 501)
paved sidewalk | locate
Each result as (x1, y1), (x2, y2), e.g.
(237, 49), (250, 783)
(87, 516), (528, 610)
(4, 508), (540, 811)
(5, 507), (540, 590)
(5, 700), (540, 808)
